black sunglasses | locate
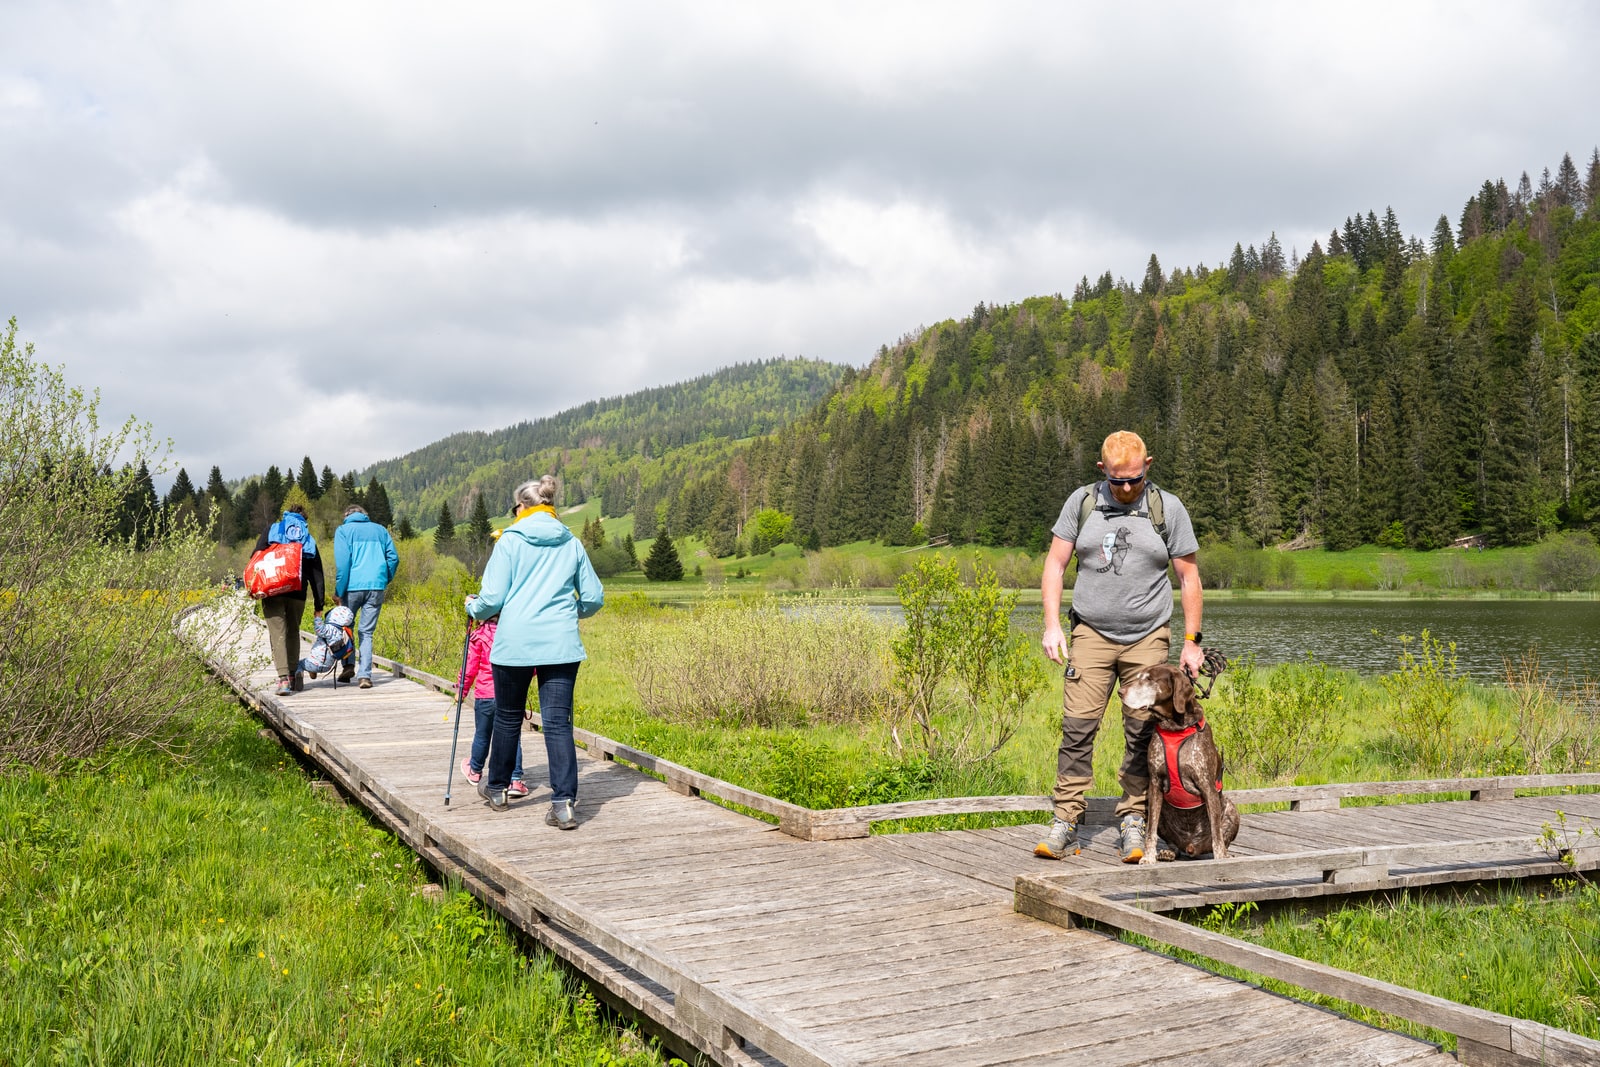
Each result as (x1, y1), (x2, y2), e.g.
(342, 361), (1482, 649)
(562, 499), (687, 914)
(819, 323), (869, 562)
(1104, 473), (1146, 487)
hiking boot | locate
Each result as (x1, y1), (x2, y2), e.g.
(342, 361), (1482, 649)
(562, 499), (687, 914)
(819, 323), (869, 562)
(338, 666), (355, 683)
(507, 780), (531, 799)
(275, 677), (293, 696)
(1034, 817), (1080, 859)
(358, 677), (372, 689)
(477, 780), (508, 812)
(460, 758), (481, 785)
(291, 673), (304, 692)
(1119, 814), (1147, 863)
(545, 799), (577, 830)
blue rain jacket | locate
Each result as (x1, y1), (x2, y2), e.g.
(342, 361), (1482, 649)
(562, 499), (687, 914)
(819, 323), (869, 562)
(467, 511), (603, 665)
(333, 512), (399, 598)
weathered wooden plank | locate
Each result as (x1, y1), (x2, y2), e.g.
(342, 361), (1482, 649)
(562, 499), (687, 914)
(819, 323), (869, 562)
(1016, 880), (1600, 1065)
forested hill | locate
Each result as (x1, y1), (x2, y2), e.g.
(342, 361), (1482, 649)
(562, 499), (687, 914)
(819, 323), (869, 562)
(364, 357), (848, 529)
(654, 149), (1600, 555)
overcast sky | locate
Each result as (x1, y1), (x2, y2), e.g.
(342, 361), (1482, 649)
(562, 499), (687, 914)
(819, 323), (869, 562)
(5, 2), (1598, 486)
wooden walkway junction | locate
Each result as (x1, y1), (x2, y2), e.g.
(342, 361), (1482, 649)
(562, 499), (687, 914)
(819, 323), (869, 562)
(179, 603), (1600, 1067)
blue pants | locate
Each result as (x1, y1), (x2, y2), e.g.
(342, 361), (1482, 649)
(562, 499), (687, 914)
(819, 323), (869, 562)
(487, 662), (579, 802)
(468, 696), (523, 783)
(343, 588), (384, 680)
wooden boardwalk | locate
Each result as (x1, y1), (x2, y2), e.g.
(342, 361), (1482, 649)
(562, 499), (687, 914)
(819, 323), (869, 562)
(182, 605), (1600, 1067)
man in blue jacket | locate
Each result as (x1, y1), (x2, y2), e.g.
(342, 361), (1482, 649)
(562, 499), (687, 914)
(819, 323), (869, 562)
(334, 504), (400, 689)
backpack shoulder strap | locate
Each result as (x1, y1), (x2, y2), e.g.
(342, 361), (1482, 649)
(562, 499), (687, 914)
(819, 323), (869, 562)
(1146, 482), (1167, 539)
(1075, 483), (1099, 538)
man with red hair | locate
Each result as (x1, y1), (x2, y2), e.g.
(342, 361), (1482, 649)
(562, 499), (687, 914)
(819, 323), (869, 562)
(1035, 430), (1204, 862)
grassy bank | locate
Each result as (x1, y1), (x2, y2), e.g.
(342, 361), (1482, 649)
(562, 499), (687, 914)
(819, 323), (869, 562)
(0, 675), (672, 1067)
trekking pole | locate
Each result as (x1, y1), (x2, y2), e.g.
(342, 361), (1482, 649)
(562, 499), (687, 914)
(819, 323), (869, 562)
(443, 617), (474, 805)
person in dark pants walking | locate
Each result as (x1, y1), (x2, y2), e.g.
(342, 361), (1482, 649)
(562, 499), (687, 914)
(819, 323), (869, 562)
(465, 475), (603, 829)
(255, 505), (325, 696)
(333, 504), (399, 688)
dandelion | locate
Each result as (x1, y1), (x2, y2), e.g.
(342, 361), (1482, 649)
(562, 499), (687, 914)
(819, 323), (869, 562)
(283, 968), (290, 976)
(258, 952), (265, 958)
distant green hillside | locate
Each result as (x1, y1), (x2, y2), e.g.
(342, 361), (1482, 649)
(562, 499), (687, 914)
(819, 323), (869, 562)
(364, 357), (848, 528)
(655, 148), (1600, 556)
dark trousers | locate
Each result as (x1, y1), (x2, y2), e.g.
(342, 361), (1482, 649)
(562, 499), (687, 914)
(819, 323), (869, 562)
(487, 662), (580, 802)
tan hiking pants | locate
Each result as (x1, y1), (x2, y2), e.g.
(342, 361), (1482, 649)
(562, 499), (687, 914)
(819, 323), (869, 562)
(1052, 621), (1171, 824)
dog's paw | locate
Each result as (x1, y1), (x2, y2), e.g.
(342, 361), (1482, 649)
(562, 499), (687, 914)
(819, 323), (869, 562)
(1157, 847), (1176, 862)
(1138, 853), (1158, 866)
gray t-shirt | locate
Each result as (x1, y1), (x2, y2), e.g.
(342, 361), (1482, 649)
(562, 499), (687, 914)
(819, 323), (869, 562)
(1051, 482), (1199, 644)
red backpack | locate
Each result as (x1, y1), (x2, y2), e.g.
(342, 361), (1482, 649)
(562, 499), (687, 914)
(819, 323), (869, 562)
(244, 541), (303, 599)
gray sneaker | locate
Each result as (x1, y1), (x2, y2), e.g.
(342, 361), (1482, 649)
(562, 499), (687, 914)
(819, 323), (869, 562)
(1119, 814), (1147, 863)
(1034, 817), (1080, 859)
(477, 780), (509, 812)
(545, 799), (577, 830)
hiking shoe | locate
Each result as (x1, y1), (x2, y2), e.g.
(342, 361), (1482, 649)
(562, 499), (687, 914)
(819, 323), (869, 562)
(338, 666), (355, 683)
(460, 758), (481, 785)
(545, 799), (577, 830)
(1119, 814), (1147, 863)
(1034, 817), (1080, 859)
(507, 780), (531, 799)
(358, 677), (373, 689)
(275, 677), (293, 696)
(291, 673), (304, 692)
(477, 780), (508, 812)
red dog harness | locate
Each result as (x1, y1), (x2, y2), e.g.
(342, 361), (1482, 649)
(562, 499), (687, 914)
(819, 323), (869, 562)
(1156, 717), (1220, 810)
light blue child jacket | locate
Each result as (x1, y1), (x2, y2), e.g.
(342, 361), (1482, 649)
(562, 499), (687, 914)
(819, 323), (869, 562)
(467, 511), (603, 666)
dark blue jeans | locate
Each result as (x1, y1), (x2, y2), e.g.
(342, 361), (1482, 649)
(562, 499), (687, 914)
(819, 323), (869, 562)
(468, 696), (523, 783)
(488, 662), (580, 802)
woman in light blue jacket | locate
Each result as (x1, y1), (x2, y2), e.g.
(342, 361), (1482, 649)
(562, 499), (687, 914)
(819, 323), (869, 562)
(467, 475), (604, 828)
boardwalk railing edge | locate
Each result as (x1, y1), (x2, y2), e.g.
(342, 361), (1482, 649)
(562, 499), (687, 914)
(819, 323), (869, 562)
(1015, 862), (1600, 1067)
(179, 606), (837, 1067)
(363, 643), (1600, 840)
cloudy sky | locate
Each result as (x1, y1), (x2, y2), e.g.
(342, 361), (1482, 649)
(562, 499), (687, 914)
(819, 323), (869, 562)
(5, 2), (1598, 485)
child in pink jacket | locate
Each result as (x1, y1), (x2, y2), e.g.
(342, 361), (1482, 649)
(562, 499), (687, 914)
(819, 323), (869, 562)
(459, 618), (529, 797)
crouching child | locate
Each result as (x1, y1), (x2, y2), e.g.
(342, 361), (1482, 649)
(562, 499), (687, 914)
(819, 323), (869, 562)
(298, 605), (357, 683)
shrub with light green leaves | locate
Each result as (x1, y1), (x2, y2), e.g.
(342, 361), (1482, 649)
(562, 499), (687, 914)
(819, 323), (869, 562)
(0, 318), (221, 769)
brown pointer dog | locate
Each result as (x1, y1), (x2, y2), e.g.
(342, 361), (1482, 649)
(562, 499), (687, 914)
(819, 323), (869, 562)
(1119, 663), (1239, 863)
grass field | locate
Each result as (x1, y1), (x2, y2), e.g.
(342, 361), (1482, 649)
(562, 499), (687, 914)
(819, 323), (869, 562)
(0, 676), (675, 1066)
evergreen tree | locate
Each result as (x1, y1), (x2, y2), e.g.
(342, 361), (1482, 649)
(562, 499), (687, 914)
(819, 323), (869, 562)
(621, 532), (637, 567)
(396, 515), (417, 541)
(468, 493), (493, 550)
(320, 465), (336, 497)
(1585, 148), (1600, 215)
(166, 467), (197, 510)
(642, 528), (684, 581)
(1140, 253), (1163, 295)
(1555, 152), (1583, 208)
(364, 477), (393, 527)
(297, 457), (320, 500)
(262, 465), (285, 515)
(434, 502), (456, 552)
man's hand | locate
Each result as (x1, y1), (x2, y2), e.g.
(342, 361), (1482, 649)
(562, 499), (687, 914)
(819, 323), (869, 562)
(1179, 640), (1204, 679)
(1042, 625), (1069, 665)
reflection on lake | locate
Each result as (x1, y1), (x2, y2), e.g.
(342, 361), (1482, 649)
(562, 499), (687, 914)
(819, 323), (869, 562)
(1019, 599), (1600, 682)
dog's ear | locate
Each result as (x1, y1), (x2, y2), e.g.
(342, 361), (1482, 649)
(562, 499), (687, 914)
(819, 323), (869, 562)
(1173, 667), (1199, 724)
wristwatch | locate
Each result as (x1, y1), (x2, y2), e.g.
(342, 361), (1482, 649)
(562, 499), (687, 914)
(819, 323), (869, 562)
(1184, 631), (1203, 644)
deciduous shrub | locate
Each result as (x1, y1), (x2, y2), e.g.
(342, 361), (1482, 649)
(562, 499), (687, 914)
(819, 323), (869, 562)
(0, 319), (220, 769)
(1377, 630), (1467, 774)
(1210, 654), (1344, 783)
(1532, 531), (1600, 592)
(888, 556), (1045, 768)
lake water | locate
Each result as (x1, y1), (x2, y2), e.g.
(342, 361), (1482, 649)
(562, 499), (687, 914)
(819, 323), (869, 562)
(1013, 598), (1600, 682)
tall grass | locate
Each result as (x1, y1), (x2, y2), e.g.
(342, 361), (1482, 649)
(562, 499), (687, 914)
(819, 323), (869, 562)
(0, 685), (671, 1066)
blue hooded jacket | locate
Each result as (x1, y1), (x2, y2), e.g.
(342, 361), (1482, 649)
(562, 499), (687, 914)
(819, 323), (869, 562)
(333, 512), (399, 598)
(467, 511), (603, 666)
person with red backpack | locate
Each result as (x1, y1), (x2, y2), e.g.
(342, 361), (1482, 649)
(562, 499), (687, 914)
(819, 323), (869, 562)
(254, 504), (326, 696)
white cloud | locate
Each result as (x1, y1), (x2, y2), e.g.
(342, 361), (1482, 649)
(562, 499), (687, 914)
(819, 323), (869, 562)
(4, 0), (1598, 485)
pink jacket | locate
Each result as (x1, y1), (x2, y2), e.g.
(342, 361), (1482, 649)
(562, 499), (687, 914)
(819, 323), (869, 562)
(460, 621), (496, 699)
